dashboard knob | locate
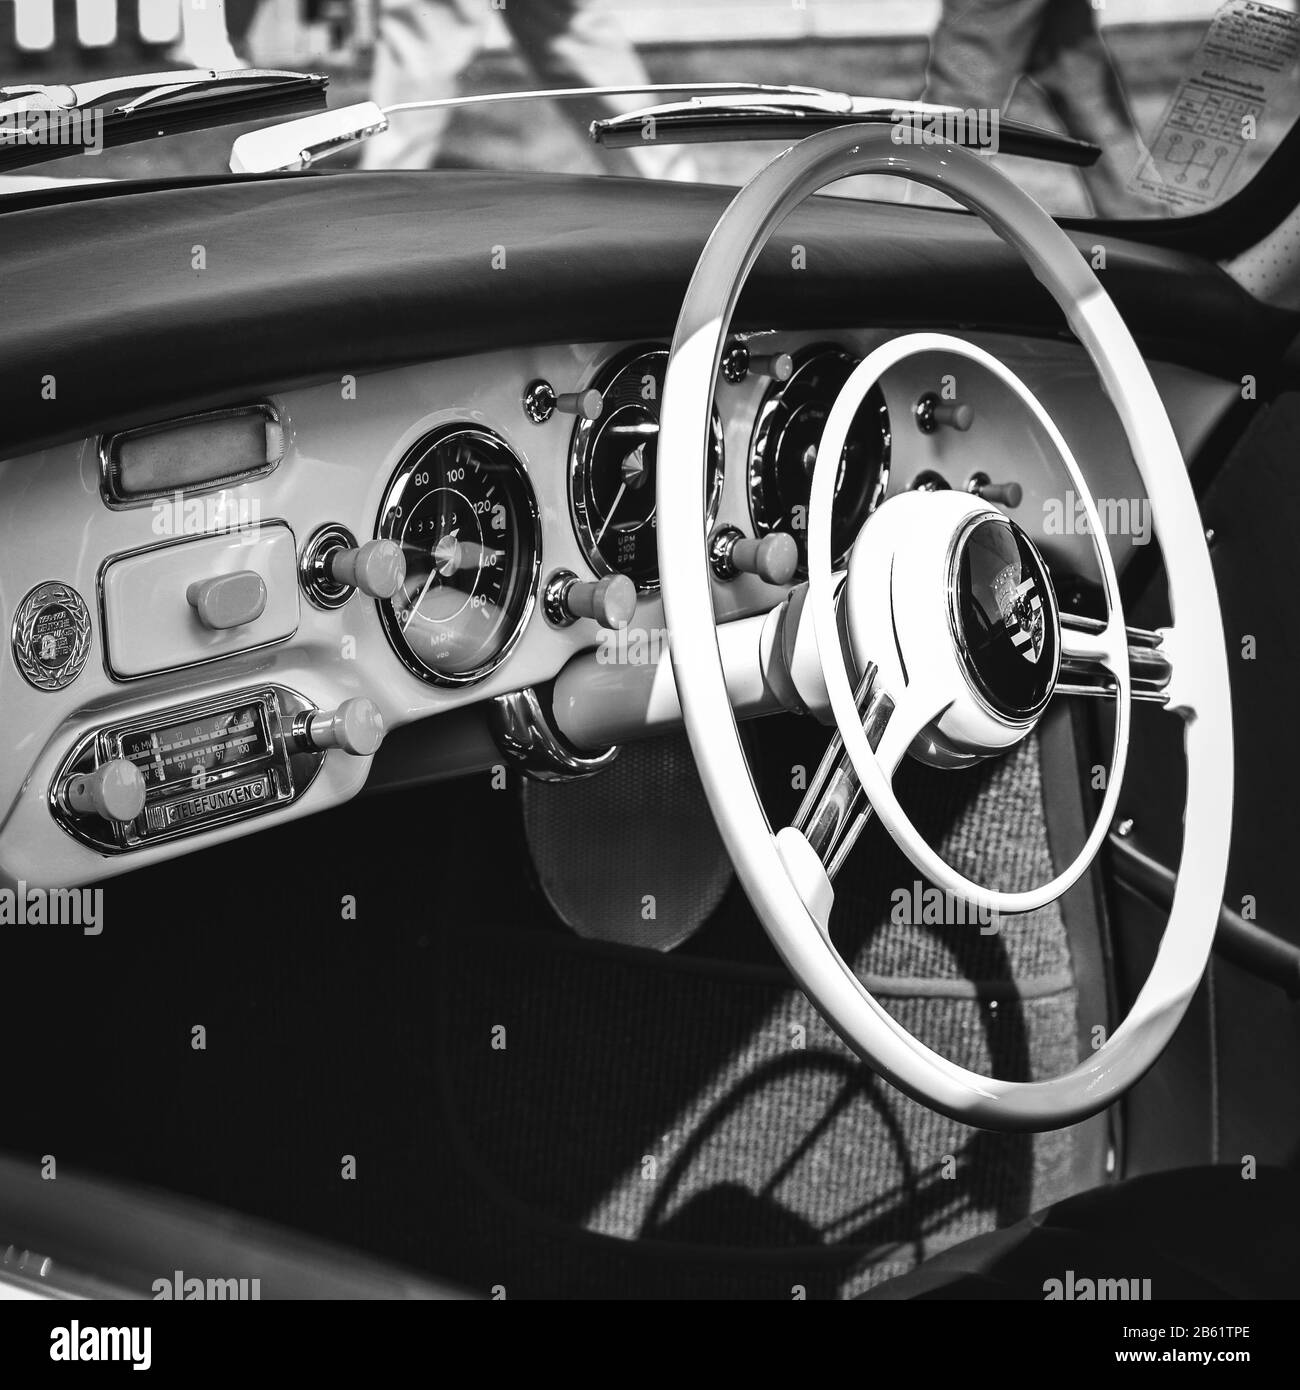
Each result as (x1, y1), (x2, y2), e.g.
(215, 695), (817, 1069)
(709, 526), (799, 585)
(721, 344), (794, 384)
(554, 388), (604, 420)
(64, 759), (146, 824)
(325, 538), (406, 599)
(301, 697), (385, 756)
(748, 351), (794, 383)
(545, 567), (636, 628)
(915, 392), (974, 433)
(186, 570), (267, 630)
(966, 472), (1023, 508)
(545, 570), (636, 629)
(523, 379), (603, 424)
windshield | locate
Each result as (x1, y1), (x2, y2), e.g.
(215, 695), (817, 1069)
(3, 0), (1298, 219)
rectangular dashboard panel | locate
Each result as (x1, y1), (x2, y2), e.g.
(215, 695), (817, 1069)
(100, 524), (300, 679)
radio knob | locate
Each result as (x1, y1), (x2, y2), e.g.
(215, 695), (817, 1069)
(301, 697), (385, 756)
(64, 759), (146, 825)
(325, 539), (406, 599)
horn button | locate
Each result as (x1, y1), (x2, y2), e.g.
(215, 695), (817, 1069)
(950, 515), (1060, 722)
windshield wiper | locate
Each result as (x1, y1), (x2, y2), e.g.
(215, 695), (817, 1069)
(0, 69), (327, 174)
(228, 83), (1096, 175)
(592, 93), (1098, 167)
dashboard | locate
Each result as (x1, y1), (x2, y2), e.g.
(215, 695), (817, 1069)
(0, 326), (1236, 886)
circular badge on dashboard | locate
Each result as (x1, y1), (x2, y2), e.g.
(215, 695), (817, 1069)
(11, 581), (93, 691)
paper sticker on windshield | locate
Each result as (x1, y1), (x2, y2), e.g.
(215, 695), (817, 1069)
(1130, 0), (1300, 211)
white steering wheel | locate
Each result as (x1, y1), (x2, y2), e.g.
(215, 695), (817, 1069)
(657, 126), (1233, 1132)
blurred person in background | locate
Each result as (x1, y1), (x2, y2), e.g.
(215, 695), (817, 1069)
(170, 0), (251, 69)
(360, 0), (695, 177)
(923, 0), (1159, 215)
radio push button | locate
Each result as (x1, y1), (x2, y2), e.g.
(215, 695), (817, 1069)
(63, 759), (147, 825)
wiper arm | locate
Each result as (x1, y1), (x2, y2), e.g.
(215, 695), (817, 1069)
(229, 82), (845, 173)
(0, 69), (327, 174)
(591, 93), (1099, 167)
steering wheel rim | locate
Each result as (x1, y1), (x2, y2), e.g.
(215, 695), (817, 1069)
(657, 126), (1233, 1132)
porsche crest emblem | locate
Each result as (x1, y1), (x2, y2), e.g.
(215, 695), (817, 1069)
(993, 564), (1045, 665)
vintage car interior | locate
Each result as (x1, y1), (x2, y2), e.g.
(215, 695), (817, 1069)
(1, 57), (1299, 1303)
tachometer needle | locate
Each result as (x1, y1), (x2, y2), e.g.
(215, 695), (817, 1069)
(595, 482), (627, 547)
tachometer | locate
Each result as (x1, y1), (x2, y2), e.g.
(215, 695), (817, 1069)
(749, 347), (891, 571)
(570, 347), (724, 591)
(377, 425), (540, 685)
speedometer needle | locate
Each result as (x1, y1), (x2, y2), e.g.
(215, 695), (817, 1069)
(401, 528), (458, 633)
(402, 564), (438, 633)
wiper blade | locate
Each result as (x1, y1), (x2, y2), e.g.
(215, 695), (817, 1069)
(592, 93), (1099, 167)
(0, 69), (327, 174)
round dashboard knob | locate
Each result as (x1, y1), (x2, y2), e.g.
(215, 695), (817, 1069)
(65, 758), (147, 824)
(326, 538), (406, 599)
(304, 697), (385, 756)
(709, 526), (799, 586)
(732, 532), (799, 585)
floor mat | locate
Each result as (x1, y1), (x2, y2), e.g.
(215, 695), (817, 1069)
(426, 730), (1102, 1298)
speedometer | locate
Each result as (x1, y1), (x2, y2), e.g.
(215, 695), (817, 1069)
(570, 346), (724, 592)
(376, 425), (540, 685)
(749, 346), (891, 572)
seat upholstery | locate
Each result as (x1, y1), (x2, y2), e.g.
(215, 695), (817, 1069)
(861, 1165), (1300, 1300)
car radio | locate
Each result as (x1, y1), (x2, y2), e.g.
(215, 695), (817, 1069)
(51, 684), (384, 853)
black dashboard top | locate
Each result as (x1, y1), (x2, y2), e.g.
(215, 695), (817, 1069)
(0, 169), (1290, 459)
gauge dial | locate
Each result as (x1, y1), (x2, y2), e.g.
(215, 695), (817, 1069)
(749, 347), (891, 571)
(377, 425), (540, 685)
(570, 347), (724, 591)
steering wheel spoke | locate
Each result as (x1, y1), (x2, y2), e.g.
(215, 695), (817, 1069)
(1059, 613), (1172, 705)
(791, 661), (954, 881)
(791, 663), (884, 879)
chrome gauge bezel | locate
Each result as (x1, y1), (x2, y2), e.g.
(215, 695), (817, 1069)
(569, 345), (725, 594)
(376, 423), (542, 688)
(748, 345), (891, 572)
